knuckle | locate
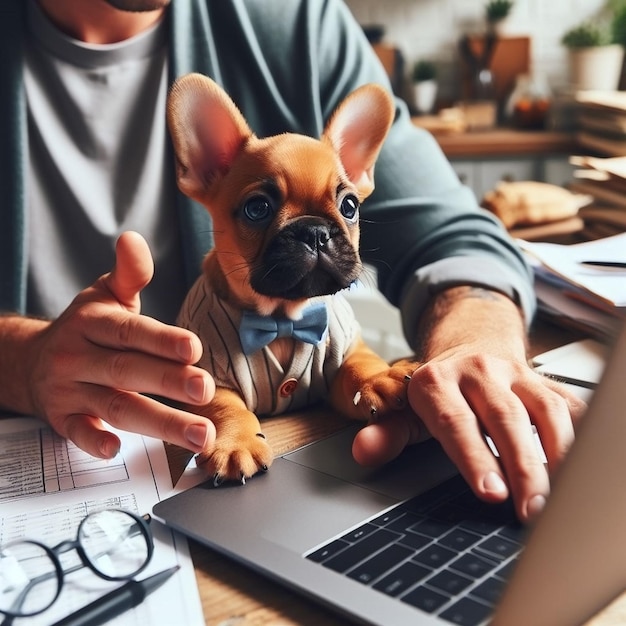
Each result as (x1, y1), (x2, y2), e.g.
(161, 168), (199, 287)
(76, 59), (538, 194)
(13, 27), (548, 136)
(431, 408), (467, 436)
(115, 314), (136, 347)
(154, 407), (182, 443)
(412, 361), (445, 389)
(510, 455), (544, 484)
(536, 391), (568, 416)
(106, 390), (132, 426)
(469, 353), (491, 374)
(159, 367), (182, 397)
(485, 398), (520, 419)
(107, 351), (133, 388)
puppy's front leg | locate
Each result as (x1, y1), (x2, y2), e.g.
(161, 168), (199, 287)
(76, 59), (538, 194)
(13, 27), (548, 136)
(330, 338), (417, 421)
(194, 388), (274, 485)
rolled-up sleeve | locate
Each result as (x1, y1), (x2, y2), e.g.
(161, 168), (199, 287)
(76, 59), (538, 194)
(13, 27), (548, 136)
(357, 123), (536, 347)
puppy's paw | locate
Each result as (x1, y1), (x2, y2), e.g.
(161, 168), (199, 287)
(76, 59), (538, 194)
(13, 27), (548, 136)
(196, 431), (274, 486)
(353, 359), (418, 421)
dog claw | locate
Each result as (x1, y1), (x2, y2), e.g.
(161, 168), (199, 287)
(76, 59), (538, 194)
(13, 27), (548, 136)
(213, 473), (222, 487)
(261, 464), (269, 472)
(240, 473), (246, 485)
(256, 432), (266, 439)
(404, 374), (412, 381)
(353, 391), (361, 406)
(370, 406), (377, 416)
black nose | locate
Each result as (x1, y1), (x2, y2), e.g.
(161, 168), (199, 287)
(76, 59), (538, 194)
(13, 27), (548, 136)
(292, 220), (331, 251)
(304, 225), (330, 250)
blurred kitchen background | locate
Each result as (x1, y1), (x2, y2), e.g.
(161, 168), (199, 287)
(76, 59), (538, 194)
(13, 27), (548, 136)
(340, 1), (626, 356)
(337, 0), (626, 247)
(345, 0), (607, 108)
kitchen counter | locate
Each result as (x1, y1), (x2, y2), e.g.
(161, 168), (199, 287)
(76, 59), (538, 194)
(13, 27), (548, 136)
(425, 127), (579, 159)
(409, 124), (582, 212)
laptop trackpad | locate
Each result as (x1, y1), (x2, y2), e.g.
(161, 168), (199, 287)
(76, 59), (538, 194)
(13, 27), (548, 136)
(283, 424), (457, 502)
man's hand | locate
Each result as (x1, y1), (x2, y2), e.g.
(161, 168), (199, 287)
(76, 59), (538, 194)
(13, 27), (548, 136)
(351, 286), (587, 524)
(1, 231), (216, 458)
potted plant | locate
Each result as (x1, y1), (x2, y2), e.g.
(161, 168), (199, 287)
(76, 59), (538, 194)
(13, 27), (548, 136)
(561, 20), (624, 90)
(485, 0), (514, 36)
(411, 60), (438, 114)
(561, 22), (610, 48)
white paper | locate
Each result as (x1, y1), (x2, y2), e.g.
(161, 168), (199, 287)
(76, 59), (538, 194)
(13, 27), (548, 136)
(0, 416), (204, 626)
(533, 277), (622, 340)
(519, 234), (626, 309)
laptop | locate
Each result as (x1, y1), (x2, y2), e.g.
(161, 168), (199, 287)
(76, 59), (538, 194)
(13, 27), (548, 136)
(153, 324), (626, 626)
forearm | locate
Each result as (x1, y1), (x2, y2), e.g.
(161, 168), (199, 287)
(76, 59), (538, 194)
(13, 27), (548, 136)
(414, 286), (528, 363)
(0, 314), (49, 415)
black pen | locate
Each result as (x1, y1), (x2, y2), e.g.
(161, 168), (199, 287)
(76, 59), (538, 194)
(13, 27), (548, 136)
(580, 260), (626, 269)
(50, 565), (180, 626)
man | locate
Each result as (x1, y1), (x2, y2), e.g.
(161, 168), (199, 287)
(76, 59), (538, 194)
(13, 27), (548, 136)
(0, 0), (585, 522)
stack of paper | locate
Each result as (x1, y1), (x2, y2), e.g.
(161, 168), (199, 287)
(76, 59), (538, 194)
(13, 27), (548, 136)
(519, 233), (626, 339)
(575, 91), (626, 157)
(569, 154), (626, 238)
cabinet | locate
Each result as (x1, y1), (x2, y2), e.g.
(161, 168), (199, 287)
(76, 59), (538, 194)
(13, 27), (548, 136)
(451, 155), (576, 201)
(431, 128), (579, 200)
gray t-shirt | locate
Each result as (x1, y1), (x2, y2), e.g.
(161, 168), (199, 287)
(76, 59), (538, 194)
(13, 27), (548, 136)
(24, 0), (185, 323)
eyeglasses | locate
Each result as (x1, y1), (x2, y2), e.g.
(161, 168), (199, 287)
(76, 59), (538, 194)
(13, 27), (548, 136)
(0, 509), (153, 622)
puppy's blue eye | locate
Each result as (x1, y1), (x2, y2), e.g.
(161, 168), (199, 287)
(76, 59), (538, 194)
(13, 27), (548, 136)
(243, 196), (273, 222)
(340, 194), (359, 221)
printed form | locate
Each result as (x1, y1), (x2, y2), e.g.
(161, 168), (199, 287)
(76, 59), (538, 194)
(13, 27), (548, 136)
(0, 416), (205, 625)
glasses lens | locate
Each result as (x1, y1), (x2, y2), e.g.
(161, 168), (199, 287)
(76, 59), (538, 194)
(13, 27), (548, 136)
(79, 510), (150, 579)
(0, 541), (60, 617)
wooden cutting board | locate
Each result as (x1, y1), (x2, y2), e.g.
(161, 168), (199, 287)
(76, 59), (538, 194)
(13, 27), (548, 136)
(459, 35), (531, 105)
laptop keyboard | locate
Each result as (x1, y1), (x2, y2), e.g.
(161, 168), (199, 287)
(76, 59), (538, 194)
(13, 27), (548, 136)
(305, 474), (525, 626)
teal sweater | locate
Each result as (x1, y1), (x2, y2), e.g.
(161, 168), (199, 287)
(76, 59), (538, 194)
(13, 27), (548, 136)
(0, 0), (535, 342)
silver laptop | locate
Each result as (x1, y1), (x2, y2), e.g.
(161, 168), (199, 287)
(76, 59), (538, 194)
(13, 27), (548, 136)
(153, 325), (626, 626)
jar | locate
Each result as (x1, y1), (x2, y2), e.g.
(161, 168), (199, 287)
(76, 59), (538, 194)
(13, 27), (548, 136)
(505, 72), (551, 129)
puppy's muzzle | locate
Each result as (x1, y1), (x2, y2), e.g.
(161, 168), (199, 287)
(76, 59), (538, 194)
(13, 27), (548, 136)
(251, 217), (361, 299)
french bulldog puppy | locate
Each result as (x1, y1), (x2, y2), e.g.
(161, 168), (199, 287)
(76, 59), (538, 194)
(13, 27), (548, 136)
(168, 73), (417, 484)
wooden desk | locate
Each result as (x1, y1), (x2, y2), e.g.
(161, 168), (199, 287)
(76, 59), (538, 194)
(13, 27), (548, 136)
(164, 319), (625, 626)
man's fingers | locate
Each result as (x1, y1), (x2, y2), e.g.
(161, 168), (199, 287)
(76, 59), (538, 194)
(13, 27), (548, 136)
(77, 348), (215, 405)
(473, 393), (550, 521)
(55, 388), (217, 455)
(407, 371), (514, 502)
(352, 412), (427, 466)
(513, 380), (577, 473)
(539, 376), (589, 426)
(406, 360), (581, 523)
(77, 307), (205, 365)
(62, 414), (122, 459)
(106, 231), (154, 311)
(420, 398), (513, 502)
(25, 230), (217, 461)
(352, 418), (410, 466)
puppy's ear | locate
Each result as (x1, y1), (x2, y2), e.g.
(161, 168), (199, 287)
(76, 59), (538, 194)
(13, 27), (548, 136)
(323, 84), (394, 198)
(167, 73), (253, 199)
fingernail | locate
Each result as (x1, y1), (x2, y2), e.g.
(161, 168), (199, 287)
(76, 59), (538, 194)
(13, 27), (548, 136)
(186, 375), (207, 403)
(186, 423), (209, 449)
(482, 471), (508, 496)
(526, 494), (547, 520)
(177, 337), (194, 361)
(99, 437), (120, 459)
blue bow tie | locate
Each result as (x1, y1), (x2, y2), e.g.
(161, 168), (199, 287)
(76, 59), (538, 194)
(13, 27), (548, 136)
(238, 302), (329, 355)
